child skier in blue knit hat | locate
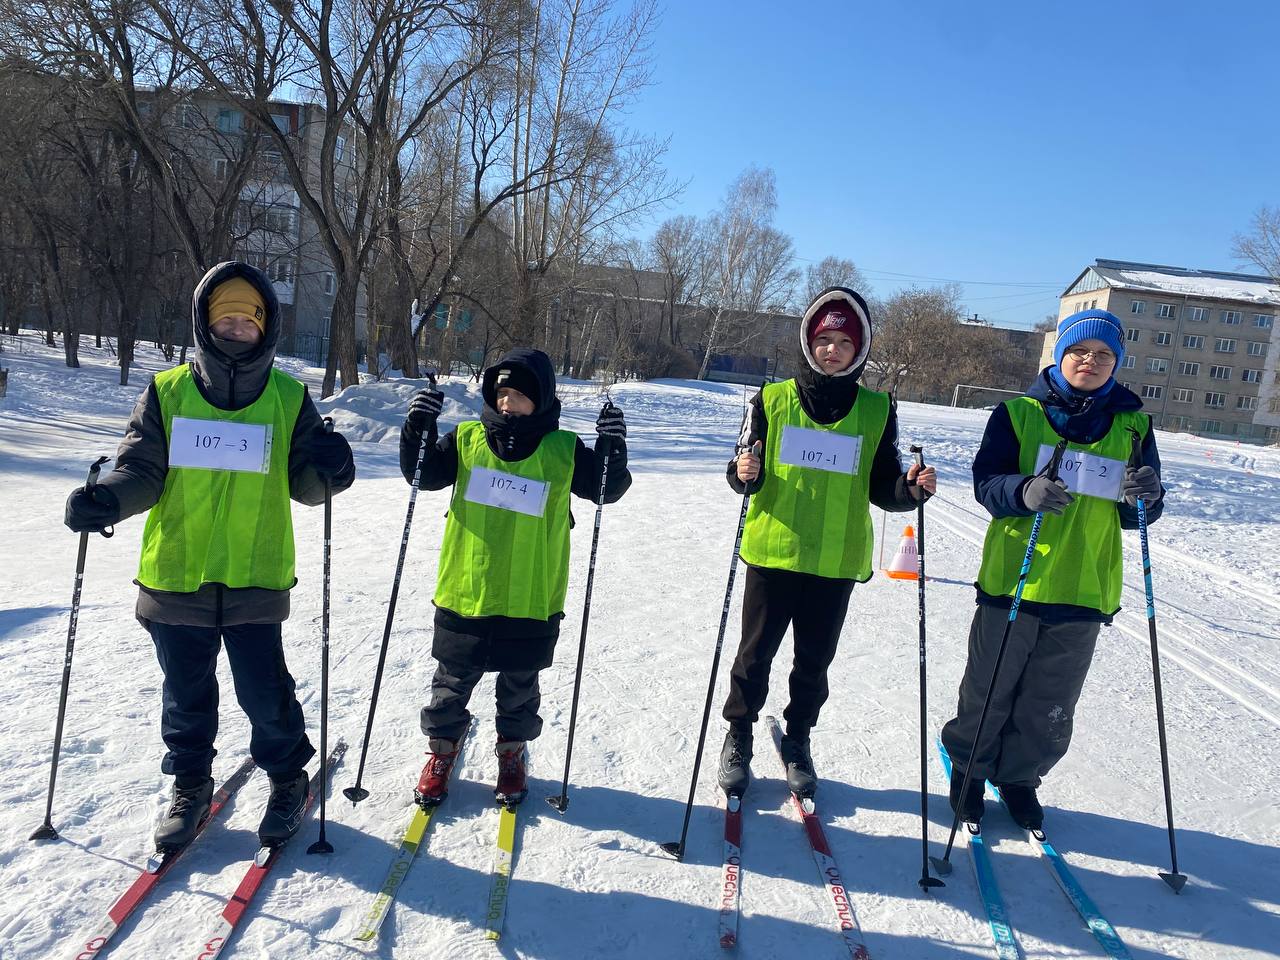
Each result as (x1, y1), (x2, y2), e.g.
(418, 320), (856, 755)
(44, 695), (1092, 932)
(940, 308), (1166, 830)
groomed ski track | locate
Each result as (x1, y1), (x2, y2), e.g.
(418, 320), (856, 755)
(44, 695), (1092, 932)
(1, 336), (1277, 958)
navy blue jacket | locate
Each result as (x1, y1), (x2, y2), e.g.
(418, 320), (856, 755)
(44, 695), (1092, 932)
(972, 368), (1165, 622)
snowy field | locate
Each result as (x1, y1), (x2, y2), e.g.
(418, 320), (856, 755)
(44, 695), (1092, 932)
(1, 332), (1278, 959)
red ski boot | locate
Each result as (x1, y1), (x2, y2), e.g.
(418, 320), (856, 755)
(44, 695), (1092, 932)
(415, 738), (460, 807)
(494, 739), (528, 806)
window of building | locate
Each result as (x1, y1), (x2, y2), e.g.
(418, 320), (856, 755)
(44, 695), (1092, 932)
(1267, 426), (1280, 441)
(1090, 299), (1098, 309)
(179, 103), (202, 129)
(1166, 415), (1192, 430)
(270, 112), (291, 133)
(1156, 303), (1176, 319)
(1118, 381), (1131, 390)
(1177, 361), (1200, 376)
(1215, 338), (1237, 353)
(1183, 334), (1204, 349)
(1146, 358), (1169, 374)
(217, 109), (242, 133)
(1188, 306), (1208, 322)
(1172, 388), (1194, 403)
(1248, 341), (1265, 356)
(1121, 355), (1136, 369)
(1209, 365), (1233, 380)
(269, 259), (293, 283)
(1242, 368), (1262, 383)
(1202, 419), (1222, 433)
(1204, 392), (1226, 408)
(1126, 328), (1141, 343)
(1130, 300), (1145, 315)
(335, 136), (346, 162)
(1154, 331), (1172, 346)
(1255, 314), (1274, 328)
(265, 208), (295, 235)
(323, 272), (335, 296)
(1237, 396), (1259, 411)
(213, 158), (228, 181)
(1222, 310), (1242, 325)
(1141, 384), (1163, 400)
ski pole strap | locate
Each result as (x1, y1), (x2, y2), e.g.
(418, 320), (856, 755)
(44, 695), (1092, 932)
(87, 455), (115, 539)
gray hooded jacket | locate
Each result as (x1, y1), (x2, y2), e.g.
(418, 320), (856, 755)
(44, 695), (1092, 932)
(97, 261), (353, 626)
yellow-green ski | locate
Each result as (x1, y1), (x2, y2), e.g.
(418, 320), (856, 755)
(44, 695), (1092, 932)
(484, 803), (519, 941)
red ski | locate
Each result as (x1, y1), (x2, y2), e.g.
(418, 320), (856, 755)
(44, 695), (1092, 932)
(65, 757), (257, 959)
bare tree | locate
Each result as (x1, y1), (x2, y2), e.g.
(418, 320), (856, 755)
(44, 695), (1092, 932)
(696, 166), (798, 380)
(802, 255), (869, 306)
(1234, 206), (1280, 281)
(862, 285), (965, 396)
(649, 214), (705, 346)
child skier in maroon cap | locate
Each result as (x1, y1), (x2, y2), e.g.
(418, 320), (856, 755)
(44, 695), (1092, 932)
(717, 287), (936, 800)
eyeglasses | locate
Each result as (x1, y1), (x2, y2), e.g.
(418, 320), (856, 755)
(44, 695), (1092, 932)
(1064, 347), (1116, 366)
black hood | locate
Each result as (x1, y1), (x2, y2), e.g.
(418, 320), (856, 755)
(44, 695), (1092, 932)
(482, 347), (559, 416)
(190, 261), (281, 410)
(479, 348), (562, 462)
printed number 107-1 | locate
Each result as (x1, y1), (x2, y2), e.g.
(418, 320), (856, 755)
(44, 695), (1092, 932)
(801, 449), (836, 466)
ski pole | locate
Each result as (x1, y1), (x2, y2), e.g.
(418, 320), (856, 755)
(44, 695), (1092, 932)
(344, 372), (438, 805)
(548, 401), (617, 814)
(309, 418), (337, 854)
(1128, 428), (1186, 893)
(661, 440), (759, 862)
(910, 445), (944, 891)
(932, 439), (1066, 875)
(32, 455), (113, 841)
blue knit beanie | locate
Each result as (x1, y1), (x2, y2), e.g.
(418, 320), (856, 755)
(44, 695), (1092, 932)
(1053, 309), (1126, 369)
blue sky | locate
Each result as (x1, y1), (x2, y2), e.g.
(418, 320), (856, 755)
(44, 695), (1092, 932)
(621, 0), (1280, 328)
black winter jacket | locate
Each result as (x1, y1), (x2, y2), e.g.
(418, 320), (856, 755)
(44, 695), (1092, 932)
(399, 348), (631, 671)
(97, 261), (356, 627)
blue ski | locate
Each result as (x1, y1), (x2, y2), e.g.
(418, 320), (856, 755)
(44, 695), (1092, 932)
(989, 785), (1131, 959)
(937, 741), (1021, 959)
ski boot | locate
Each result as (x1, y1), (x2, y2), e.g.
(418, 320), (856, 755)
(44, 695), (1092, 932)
(949, 767), (985, 824)
(494, 739), (528, 806)
(415, 738), (460, 807)
(779, 734), (817, 799)
(258, 769), (310, 846)
(996, 783), (1043, 830)
(717, 729), (752, 798)
(154, 776), (214, 851)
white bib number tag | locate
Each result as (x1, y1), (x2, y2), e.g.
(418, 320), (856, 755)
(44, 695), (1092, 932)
(1034, 444), (1125, 501)
(464, 467), (549, 518)
(778, 426), (862, 475)
(169, 416), (272, 474)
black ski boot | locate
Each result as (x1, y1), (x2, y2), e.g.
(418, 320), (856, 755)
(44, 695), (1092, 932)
(949, 768), (985, 823)
(997, 783), (1044, 830)
(257, 770), (310, 847)
(780, 735), (817, 799)
(154, 776), (214, 851)
(717, 729), (752, 798)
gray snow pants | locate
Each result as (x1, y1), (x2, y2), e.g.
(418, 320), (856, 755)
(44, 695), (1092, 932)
(940, 604), (1101, 788)
(421, 662), (543, 743)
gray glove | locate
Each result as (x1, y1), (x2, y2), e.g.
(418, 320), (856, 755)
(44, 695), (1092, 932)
(406, 388), (444, 432)
(1022, 474), (1074, 514)
(1122, 465), (1161, 506)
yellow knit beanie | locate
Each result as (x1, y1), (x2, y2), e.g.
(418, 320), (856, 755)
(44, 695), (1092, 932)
(208, 277), (267, 333)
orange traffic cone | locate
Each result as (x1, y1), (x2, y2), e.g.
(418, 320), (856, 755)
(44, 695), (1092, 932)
(885, 525), (919, 580)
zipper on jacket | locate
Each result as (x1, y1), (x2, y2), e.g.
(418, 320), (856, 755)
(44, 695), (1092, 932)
(229, 364), (237, 408)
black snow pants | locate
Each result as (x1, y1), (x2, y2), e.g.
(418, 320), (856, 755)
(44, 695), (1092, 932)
(147, 621), (315, 779)
(940, 604), (1101, 788)
(721, 564), (856, 740)
(421, 662), (543, 744)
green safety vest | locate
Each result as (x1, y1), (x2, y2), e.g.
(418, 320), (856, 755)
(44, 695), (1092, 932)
(739, 379), (890, 581)
(976, 397), (1149, 614)
(137, 364), (305, 592)
(434, 420), (577, 619)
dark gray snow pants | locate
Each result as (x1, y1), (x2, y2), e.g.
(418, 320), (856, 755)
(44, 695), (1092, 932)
(940, 604), (1101, 788)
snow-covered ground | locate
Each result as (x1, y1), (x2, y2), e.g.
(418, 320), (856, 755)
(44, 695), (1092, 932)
(1, 332), (1277, 959)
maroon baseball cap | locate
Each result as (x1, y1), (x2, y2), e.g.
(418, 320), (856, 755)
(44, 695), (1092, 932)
(806, 304), (862, 353)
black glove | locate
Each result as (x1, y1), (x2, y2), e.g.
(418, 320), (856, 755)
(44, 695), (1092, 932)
(596, 402), (626, 440)
(406, 387), (445, 433)
(308, 428), (353, 481)
(65, 485), (120, 533)
(1021, 474), (1073, 515)
(1122, 465), (1161, 506)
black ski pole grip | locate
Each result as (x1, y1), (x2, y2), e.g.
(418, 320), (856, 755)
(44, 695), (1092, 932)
(87, 455), (114, 539)
(909, 444), (924, 484)
(1127, 427), (1143, 470)
(1046, 439), (1068, 482)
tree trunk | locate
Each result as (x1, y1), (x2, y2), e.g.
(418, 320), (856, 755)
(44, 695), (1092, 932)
(117, 298), (136, 386)
(322, 277), (361, 398)
(697, 306), (725, 380)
